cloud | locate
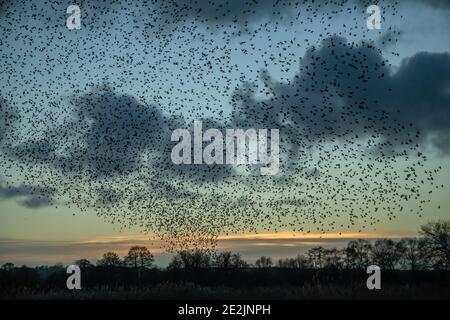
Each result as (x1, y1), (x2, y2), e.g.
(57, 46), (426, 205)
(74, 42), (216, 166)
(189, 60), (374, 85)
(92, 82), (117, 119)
(231, 36), (450, 155)
(0, 178), (55, 209)
(3, 0), (448, 31)
(0, 0), (311, 25)
(377, 28), (402, 49)
(153, 0), (298, 25)
(1, 0), (289, 27)
(424, 0), (450, 9)
(4, 86), (233, 184)
(153, 0), (450, 26)
(18, 195), (53, 209)
(390, 52), (450, 152)
(4, 87), (170, 177)
(67, 87), (171, 177)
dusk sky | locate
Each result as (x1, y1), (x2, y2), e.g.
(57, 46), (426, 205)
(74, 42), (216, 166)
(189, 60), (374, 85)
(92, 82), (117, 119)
(1, 0), (449, 266)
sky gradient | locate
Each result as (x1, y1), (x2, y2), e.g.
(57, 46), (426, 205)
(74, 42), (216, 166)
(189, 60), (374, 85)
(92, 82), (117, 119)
(1, 0), (449, 266)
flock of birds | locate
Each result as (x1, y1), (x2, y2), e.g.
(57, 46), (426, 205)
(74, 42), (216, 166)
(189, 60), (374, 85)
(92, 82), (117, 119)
(0, 0), (444, 251)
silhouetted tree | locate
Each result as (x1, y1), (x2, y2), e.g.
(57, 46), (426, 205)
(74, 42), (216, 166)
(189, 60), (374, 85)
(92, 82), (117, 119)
(306, 247), (327, 269)
(277, 255), (308, 268)
(372, 239), (403, 270)
(124, 246), (154, 278)
(420, 220), (450, 270)
(74, 259), (93, 268)
(255, 256), (272, 268)
(214, 251), (232, 268)
(168, 250), (211, 269)
(323, 248), (345, 269)
(167, 255), (183, 270)
(214, 252), (248, 268)
(230, 253), (248, 268)
(277, 258), (292, 268)
(97, 252), (122, 267)
(345, 239), (372, 269)
(398, 238), (425, 270)
(296, 254), (309, 268)
(1, 262), (14, 271)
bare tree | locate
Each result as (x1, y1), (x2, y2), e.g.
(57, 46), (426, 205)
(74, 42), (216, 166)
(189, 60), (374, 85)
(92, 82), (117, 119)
(420, 220), (450, 270)
(167, 255), (183, 270)
(398, 238), (425, 270)
(168, 250), (211, 269)
(323, 248), (345, 269)
(97, 252), (122, 267)
(277, 255), (308, 269)
(277, 258), (296, 268)
(1, 262), (15, 271)
(345, 239), (372, 269)
(306, 247), (327, 269)
(230, 253), (248, 268)
(214, 251), (232, 268)
(295, 254), (309, 269)
(372, 239), (403, 270)
(74, 259), (93, 269)
(214, 252), (248, 268)
(124, 246), (154, 279)
(255, 256), (273, 268)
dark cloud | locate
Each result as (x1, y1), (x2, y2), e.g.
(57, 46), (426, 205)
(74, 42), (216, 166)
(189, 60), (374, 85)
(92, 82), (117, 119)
(5, 87), (169, 178)
(1, 0), (287, 26)
(154, 0), (450, 26)
(5, 86), (173, 177)
(0, 179), (55, 209)
(390, 52), (450, 153)
(154, 0), (298, 25)
(424, 0), (450, 9)
(160, 117), (234, 182)
(231, 36), (450, 155)
(3, 0), (442, 30)
(0, 0), (327, 25)
(18, 195), (54, 209)
(4, 86), (233, 183)
(70, 87), (170, 177)
(377, 28), (402, 49)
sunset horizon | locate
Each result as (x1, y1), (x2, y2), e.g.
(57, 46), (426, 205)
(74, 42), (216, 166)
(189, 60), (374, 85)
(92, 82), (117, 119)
(0, 227), (425, 266)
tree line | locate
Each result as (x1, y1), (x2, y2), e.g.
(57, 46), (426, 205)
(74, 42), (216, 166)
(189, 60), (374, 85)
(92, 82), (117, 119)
(1, 220), (449, 273)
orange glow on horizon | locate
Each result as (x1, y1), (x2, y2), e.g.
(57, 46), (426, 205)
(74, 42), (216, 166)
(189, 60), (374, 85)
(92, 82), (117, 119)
(217, 231), (412, 240)
(73, 230), (415, 245)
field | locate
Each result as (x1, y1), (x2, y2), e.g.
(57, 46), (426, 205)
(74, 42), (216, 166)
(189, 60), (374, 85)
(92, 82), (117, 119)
(2, 268), (449, 300)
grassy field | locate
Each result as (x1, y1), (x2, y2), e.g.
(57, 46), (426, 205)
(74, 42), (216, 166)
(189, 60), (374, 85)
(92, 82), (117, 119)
(4, 282), (450, 300)
(2, 268), (449, 300)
